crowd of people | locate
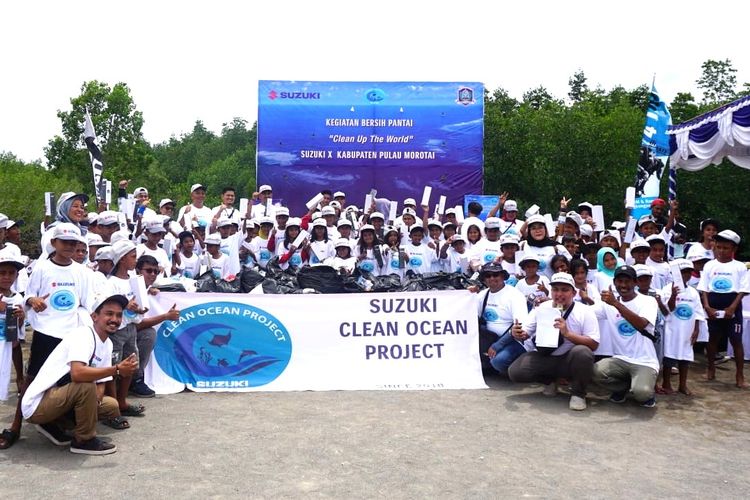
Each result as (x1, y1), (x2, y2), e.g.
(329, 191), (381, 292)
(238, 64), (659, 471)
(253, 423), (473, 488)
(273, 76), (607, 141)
(0, 180), (748, 454)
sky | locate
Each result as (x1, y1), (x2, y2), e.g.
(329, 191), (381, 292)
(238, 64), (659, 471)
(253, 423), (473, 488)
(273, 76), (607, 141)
(1, 0), (748, 163)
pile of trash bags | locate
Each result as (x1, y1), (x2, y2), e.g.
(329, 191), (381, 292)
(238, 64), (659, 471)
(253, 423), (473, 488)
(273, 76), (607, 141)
(186, 256), (482, 295)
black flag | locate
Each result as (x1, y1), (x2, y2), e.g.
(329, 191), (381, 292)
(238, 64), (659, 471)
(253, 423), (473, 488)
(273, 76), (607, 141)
(83, 109), (104, 203)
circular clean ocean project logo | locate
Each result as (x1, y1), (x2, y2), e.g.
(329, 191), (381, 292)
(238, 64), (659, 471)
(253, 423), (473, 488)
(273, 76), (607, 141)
(155, 301), (292, 387)
(359, 260), (375, 272)
(711, 277), (732, 292)
(617, 319), (637, 337)
(483, 308), (499, 322)
(409, 256), (423, 267)
(675, 304), (694, 320)
(50, 289), (76, 311)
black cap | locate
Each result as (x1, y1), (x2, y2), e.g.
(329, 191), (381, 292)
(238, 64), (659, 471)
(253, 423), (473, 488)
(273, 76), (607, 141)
(613, 265), (637, 281)
(480, 262), (509, 279)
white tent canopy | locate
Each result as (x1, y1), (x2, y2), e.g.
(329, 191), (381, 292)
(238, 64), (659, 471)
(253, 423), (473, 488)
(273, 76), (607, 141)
(667, 95), (750, 170)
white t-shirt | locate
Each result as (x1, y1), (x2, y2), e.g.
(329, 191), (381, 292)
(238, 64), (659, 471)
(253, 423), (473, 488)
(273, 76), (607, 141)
(107, 275), (141, 327)
(211, 205), (243, 227)
(325, 256), (357, 274)
(308, 240), (335, 266)
(205, 253), (230, 279)
(498, 219), (521, 237)
(381, 245), (404, 280)
(276, 241), (307, 270)
(402, 243), (437, 275)
(519, 242), (571, 279)
(594, 293), (659, 371)
(646, 257), (672, 290)
(177, 204), (213, 231)
(22, 325), (112, 419)
(697, 259), (750, 294)
(251, 203), (275, 220)
(514, 276), (550, 306)
(177, 252), (201, 279)
(660, 285), (705, 361)
(477, 285), (529, 338)
(442, 248), (470, 274)
(136, 243), (170, 273)
(574, 283), (601, 304)
(247, 236), (274, 269)
(523, 301), (600, 356)
(354, 247), (384, 276)
(469, 238), (502, 269)
(25, 259), (94, 338)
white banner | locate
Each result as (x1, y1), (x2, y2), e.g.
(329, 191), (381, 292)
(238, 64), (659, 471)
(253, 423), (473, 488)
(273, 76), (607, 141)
(146, 291), (486, 392)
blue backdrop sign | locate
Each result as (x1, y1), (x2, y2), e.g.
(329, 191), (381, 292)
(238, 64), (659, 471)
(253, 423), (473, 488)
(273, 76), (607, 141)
(257, 81), (484, 214)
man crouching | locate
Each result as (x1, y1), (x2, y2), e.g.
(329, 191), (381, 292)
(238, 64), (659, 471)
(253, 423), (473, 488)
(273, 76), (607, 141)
(508, 273), (600, 411)
(21, 294), (138, 455)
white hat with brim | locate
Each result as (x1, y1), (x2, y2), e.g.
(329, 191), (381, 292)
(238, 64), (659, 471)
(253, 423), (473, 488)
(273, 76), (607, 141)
(111, 240), (136, 266)
(258, 184), (272, 193)
(550, 272), (575, 288)
(715, 229), (740, 245)
(334, 238), (351, 249)
(204, 234), (222, 246)
(94, 246), (114, 262)
(190, 183), (206, 193)
(92, 293), (129, 313)
(51, 223), (85, 243)
(0, 255), (25, 271)
(633, 264), (653, 277)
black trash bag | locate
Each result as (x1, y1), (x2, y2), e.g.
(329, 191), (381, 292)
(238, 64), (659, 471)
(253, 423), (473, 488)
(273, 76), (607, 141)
(153, 283), (187, 293)
(261, 278), (281, 294)
(264, 256), (284, 279)
(215, 275), (242, 293)
(341, 275), (366, 293)
(240, 269), (265, 293)
(421, 272), (460, 290)
(372, 273), (403, 293)
(296, 265), (345, 294)
(400, 271), (428, 292)
(194, 270), (217, 293)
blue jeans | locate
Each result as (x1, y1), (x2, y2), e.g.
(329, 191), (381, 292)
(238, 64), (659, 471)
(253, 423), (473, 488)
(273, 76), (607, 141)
(489, 333), (526, 375)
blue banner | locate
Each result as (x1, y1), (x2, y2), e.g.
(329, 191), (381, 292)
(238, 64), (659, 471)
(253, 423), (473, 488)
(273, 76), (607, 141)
(633, 83), (672, 219)
(463, 195), (499, 221)
(257, 81), (484, 215)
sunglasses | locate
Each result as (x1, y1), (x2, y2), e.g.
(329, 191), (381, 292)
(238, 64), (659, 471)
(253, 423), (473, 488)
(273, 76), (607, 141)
(484, 272), (504, 278)
(140, 268), (159, 275)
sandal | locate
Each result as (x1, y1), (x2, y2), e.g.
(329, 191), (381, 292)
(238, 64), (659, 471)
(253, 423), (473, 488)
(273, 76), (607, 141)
(0, 429), (20, 450)
(119, 403), (146, 417)
(102, 416), (130, 430)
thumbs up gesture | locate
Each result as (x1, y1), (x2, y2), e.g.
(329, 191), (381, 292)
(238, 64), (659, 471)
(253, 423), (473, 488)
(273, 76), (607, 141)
(165, 303), (180, 321)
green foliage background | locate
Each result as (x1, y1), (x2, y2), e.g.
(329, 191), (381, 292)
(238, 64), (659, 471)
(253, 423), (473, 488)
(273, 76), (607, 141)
(1, 61), (749, 259)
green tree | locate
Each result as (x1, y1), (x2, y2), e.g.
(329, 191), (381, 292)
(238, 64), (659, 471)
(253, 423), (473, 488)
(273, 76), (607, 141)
(568, 69), (588, 103)
(696, 59), (737, 105)
(669, 92), (699, 123)
(45, 80), (153, 195)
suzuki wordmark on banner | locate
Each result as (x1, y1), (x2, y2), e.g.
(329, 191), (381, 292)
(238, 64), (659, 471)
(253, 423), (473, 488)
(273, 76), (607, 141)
(147, 291), (486, 392)
(257, 81), (484, 215)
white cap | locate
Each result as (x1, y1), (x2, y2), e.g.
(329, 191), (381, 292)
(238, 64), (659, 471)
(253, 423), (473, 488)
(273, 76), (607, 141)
(633, 264), (653, 277)
(445, 208), (457, 216)
(565, 211), (583, 228)
(0, 255), (24, 270)
(337, 218), (352, 228)
(484, 217), (501, 230)
(0, 213), (8, 229)
(111, 240), (136, 266)
(110, 232), (129, 244)
(503, 200), (518, 212)
(359, 224), (375, 232)
(190, 183), (206, 193)
(518, 254), (541, 266)
(550, 272), (575, 288)
(51, 223), (84, 243)
(87, 233), (108, 247)
(577, 202), (594, 212)
(451, 234), (465, 244)
(312, 218), (327, 228)
(600, 230), (621, 245)
(637, 214), (657, 227)
(258, 184), (272, 193)
(333, 191), (346, 198)
(133, 187), (148, 197)
(370, 211), (385, 220)
(408, 221), (424, 232)
(499, 234), (520, 247)
(629, 238), (650, 251)
(442, 221), (457, 229)
(402, 207), (417, 216)
(286, 217), (302, 227)
(321, 206), (336, 216)
(611, 221), (626, 230)
(216, 217), (236, 228)
(159, 198), (175, 208)
(674, 258), (694, 271)
(579, 224), (593, 237)
(645, 234), (666, 245)
(686, 243), (712, 262)
(526, 214), (546, 226)
(715, 229), (740, 245)
(58, 192), (89, 206)
(94, 246), (114, 262)
(144, 219), (167, 234)
(275, 206), (290, 217)
(334, 238), (351, 249)
(403, 198), (416, 207)
(329, 200), (341, 209)
(97, 210), (120, 226)
(204, 233), (222, 246)
(87, 212), (99, 225)
(91, 293), (129, 313)
(427, 218), (442, 228)
(258, 216), (274, 226)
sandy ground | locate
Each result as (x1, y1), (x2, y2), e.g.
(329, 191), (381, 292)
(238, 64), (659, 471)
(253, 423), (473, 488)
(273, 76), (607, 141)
(2, 353), (749, 499)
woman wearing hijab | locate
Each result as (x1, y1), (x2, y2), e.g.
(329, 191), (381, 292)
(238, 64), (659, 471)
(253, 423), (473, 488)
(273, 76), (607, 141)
(40, 192), (89, 258)
(518, 215), (571, 279)
(594, 247), (618, 293)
